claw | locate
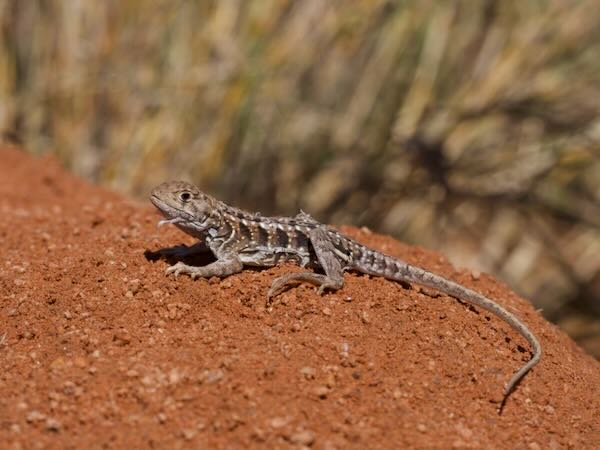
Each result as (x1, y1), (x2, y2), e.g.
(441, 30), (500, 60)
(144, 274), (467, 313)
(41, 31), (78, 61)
(166, 261), (187, 277)
(268, 278), (287, 299)
(267, 275), (304, 301)
(267, 284), (284, 300)
(317, 282), (337, 295)
(165, 261), (209, 280)
(165, 267), (178, 277)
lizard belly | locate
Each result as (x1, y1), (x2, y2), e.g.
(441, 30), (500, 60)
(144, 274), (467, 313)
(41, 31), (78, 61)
(238, 248), (310, 267)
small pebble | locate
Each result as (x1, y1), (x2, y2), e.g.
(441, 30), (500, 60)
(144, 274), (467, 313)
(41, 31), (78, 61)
(168, 368), (182, 385)
(203, 369), (224, 384)
(360, 311), (370, 324)
(181, 429), (196, 440)
(269, 416), (289, 428)
(314, 386), (329, 398)
(26, 410), (46, 423)
(129, 279), (141, 294)
(300, 367), (316, 380)
(45, 418), (61, 432)
(290, 429), (315, 446)
(113, 330), (131, 346)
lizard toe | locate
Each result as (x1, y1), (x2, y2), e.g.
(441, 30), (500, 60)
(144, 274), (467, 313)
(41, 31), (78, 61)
(166, 262), (189, 277)
(267, 278), (290, 299)
(317, 280), (343, 295)
(267, 285), (282, 299)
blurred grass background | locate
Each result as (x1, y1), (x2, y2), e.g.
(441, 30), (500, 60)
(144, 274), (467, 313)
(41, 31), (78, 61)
(1, 0), (599, 357)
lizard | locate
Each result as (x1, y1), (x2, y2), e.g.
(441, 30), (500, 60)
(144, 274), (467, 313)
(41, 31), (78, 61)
(149, 180), (542, 411)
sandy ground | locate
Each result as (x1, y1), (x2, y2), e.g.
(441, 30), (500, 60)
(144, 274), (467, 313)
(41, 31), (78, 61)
(1, 146), (599, 449)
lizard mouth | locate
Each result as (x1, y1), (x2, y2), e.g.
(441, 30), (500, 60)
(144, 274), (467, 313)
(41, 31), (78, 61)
(157, 217), (185, 227)
(150, 195), (192, 226)
(150, 194), (208, 231)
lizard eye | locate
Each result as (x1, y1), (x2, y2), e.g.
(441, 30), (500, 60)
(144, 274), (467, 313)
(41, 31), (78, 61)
(179, 191), (192, 202)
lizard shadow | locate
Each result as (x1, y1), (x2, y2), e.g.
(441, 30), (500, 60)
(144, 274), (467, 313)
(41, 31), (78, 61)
(143, 245), (217, 268)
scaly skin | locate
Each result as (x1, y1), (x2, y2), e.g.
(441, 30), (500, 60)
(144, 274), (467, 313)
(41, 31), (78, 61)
(150, 180), (542, 412)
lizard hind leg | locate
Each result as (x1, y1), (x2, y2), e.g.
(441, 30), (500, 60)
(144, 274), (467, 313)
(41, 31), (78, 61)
(267, 272), (339, 299)
(268, 226), (345, 300)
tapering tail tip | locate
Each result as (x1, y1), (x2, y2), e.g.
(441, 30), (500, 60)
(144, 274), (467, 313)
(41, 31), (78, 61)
(497, 343), (542, 414)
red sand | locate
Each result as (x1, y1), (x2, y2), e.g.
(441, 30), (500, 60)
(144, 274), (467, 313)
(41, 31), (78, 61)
(1, 147), (598, 449)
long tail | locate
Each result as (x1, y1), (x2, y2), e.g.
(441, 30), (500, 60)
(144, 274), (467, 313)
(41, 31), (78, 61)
(353, 250), (542, 411)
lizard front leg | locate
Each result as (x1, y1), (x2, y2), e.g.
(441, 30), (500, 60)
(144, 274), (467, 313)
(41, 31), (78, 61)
(268, 226), (345, 299)
(166, 253), (242, 280)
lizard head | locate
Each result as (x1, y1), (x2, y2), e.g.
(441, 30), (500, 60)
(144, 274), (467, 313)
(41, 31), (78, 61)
(150, 181), (221, 238)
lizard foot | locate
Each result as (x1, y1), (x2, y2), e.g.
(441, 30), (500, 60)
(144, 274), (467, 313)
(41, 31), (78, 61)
(165, 262), (206, 279)
(267, 275), (301, 300)
(165, 257), (243, 280)
(268, 272), (343, 301)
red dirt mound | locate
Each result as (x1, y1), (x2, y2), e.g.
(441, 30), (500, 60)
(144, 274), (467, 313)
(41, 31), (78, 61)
(1, 146), (598, 449)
